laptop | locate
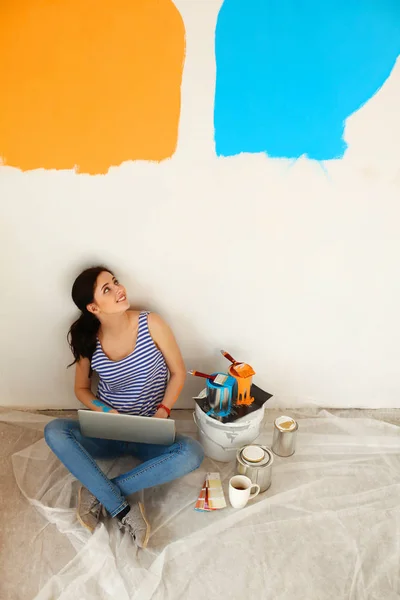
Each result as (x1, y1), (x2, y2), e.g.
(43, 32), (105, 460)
(78, 410), (176, 445)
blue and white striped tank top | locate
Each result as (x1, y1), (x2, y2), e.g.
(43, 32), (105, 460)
(91, 311), (169, 416)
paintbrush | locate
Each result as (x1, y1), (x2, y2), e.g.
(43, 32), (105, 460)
(188, 370), (216, 381)
(188, 370), (228, 385)
(220, 350), (256, 378)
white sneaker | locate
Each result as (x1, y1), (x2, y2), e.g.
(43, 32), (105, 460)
(118, 502), (151, 548)
(77, 485), (103, 532)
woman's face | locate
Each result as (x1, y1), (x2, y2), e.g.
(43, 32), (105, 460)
(88, 271), (130, 316)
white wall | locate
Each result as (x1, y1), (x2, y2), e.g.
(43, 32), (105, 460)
(1, 0), (400, 409)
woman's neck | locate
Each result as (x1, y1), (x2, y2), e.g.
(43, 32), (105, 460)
(99, 311), (130, 337)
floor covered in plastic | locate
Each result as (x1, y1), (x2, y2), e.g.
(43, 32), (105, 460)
(1, 408), (400, 600)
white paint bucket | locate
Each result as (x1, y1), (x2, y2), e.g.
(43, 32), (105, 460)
(193, 403), (265, 462)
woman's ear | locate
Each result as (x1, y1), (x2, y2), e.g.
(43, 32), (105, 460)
(86, 303), (99, 315)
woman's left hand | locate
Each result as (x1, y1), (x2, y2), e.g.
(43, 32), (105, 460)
(153, 407), (169, 419)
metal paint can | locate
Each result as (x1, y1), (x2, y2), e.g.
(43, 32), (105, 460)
(228, 365), (253, 406)
(206, 374), (237, 418)
(236, 445), (274, 492)
(272, 415), (298, 457)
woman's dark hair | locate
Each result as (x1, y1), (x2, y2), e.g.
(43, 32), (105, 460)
(67, 265), (113, 366)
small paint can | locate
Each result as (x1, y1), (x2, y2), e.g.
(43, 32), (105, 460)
(236, 445), (274, 492)
(272, 415), (298, 457)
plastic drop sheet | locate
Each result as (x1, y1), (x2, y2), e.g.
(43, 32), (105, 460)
(2, 409), (400, 600)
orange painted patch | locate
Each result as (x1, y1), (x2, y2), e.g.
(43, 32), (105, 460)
(0, 1), (185, 174)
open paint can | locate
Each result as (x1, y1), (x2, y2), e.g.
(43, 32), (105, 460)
(206, 374), (237, 418)
(272, 415), (298, 457)
(236, 445), (274, 492)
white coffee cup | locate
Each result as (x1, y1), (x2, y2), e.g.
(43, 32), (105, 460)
(229, 475), (260, 508)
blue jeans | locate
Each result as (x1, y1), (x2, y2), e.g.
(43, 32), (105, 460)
(44, 419), (204, 517)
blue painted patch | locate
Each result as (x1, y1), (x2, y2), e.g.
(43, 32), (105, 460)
(92, 399), (112, 412)
(214, 0), (400, 160)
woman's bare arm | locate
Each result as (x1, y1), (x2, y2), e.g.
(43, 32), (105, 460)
(74, 357), (118, 413)
(148, 313), (186, 418)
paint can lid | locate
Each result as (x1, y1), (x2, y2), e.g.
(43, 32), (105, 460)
(242, 445), (265, 463)
(275, 416), (297, 432)
(239, 446), (272, 467)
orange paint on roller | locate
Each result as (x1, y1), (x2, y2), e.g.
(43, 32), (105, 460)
(0, 0), (185, 174)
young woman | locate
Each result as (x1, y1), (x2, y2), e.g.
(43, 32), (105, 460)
(44, 266), (204, 548)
